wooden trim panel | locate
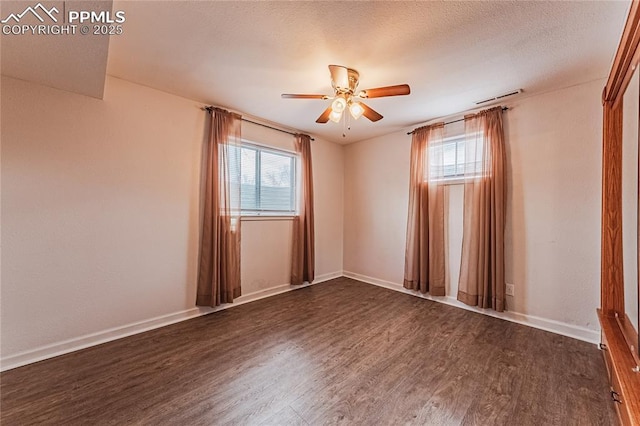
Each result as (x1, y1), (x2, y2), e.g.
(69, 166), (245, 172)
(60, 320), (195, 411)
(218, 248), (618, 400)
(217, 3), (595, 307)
(602, 100), (625, 317)
(618, 313), (640, 367)
(599, 311), (640, 425)
(601, 1), (640, 424)
(605, 0), (640, 104)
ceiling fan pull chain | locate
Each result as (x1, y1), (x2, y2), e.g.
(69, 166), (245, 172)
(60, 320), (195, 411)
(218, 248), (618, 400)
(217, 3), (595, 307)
(342, 112), (347, 137)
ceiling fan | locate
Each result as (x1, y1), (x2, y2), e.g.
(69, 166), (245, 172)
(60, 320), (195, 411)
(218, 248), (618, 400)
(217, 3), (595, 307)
(282, 65), (410, 124)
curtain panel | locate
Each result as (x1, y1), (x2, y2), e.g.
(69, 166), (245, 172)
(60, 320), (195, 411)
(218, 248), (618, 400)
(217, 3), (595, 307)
(196, 107), (242, 307)
(457, 106), (507, 311)
(404, 123), (446, 295)
(291, 134), (315, 286)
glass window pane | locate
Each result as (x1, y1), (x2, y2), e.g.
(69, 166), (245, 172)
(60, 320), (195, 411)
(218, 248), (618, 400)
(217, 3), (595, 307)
(240, 147), (257, 211)
(260, 151), (293, 211)
(456, 140), (466, 176)
(428, 144), (441, 179)
(226, 145), (242, 184)
(427, 135), (486, 181)
(241, 147), (256, 185)
(239, 144), (297, 214)
(442, 142), (456, 167)
(260, 151), (291, 187)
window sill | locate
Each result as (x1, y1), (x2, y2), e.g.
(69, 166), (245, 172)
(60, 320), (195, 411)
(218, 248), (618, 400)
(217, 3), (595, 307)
(241, 215), (297, 222)
(440, 178), (465, 186)
(426, 177), (466, 186)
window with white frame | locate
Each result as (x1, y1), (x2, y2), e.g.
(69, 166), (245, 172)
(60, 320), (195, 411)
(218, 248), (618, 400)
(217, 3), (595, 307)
(428, 134), (484, 182)
(238, 142), (298, 215)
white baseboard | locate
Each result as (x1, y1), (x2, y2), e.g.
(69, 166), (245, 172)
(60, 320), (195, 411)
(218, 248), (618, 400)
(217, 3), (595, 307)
(343, 271), (600, 344)
(2, 269), (598, 371)
(0, 271), (343, 372)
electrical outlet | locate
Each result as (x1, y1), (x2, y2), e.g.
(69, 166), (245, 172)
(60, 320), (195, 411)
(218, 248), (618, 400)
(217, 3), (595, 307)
(506, 283), (515, 296)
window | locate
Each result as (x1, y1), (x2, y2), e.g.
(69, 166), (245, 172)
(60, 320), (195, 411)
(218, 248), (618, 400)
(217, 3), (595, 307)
(429, 134), (484, 182)
(239, 142), (298, 215)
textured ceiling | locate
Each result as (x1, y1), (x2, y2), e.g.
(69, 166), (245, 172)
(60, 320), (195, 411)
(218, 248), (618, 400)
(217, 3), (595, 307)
(1, 1), (112, 99)
(106, 0), (629, 144)
(95, 2), (631, 142)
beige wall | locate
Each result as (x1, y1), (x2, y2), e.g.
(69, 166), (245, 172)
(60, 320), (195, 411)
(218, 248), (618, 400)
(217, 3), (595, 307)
(1, 75), (343, 361)
(240, 121), (344, 295)
(1, 72), (606, 364)
(344, 78), (605, 333)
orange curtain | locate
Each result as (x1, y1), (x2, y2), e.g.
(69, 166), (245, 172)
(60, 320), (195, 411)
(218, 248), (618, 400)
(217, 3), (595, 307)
(196, 108), (242, 307)
(404, 123), (446, 295)
(457, 106), (507, 311)
(291, 134), (315, 286)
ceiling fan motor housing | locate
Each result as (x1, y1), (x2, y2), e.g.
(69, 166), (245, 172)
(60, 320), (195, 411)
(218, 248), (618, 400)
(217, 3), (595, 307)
(331, 66), (360, 94)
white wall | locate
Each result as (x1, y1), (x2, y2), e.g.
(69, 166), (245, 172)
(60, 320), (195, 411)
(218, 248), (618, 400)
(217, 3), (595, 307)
(344, 78), (605, 335)
(1, 75), (343, 363)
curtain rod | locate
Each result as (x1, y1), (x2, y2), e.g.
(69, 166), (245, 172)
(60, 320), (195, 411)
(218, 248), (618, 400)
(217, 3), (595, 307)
(204, 106), (314, 141)
(406, 106), (509, 135)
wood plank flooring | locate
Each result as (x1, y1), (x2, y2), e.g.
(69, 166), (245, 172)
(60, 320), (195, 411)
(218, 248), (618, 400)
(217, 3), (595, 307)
(0, 278), (617, 425)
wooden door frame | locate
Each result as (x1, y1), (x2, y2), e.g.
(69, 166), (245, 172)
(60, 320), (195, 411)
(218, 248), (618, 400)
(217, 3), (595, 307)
(600, 2), (640, 424)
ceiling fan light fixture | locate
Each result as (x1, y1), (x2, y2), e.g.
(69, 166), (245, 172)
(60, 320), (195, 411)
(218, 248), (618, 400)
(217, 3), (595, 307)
(329, 109), (343, 123)
(282, 65), (411, 127)
(331, 97), (347, 113)
(349, 101), (364, 120)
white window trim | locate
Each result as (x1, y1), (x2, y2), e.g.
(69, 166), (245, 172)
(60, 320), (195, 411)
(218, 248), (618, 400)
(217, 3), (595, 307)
(431, 176), (466, 186)
(241, 139), (297, 155)
(241, 215), (296, 221)
(239, 139), (300, 217)
(428, 133), (483, 184)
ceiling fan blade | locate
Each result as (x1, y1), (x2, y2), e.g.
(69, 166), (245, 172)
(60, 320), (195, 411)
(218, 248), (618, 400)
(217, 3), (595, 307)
(360, 84), (411, 98)
(315, 105), (333, 123)
(281, 94), (328, 99)
(329, 65), (349, 89)
(360, 103), (383, 122)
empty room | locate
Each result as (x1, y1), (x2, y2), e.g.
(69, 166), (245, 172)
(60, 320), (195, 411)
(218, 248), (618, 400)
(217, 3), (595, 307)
(2, 0), (640, 424)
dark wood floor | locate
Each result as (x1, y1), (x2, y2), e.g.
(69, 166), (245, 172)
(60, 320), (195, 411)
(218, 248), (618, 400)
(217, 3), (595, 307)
(1, 278), (616, 425)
